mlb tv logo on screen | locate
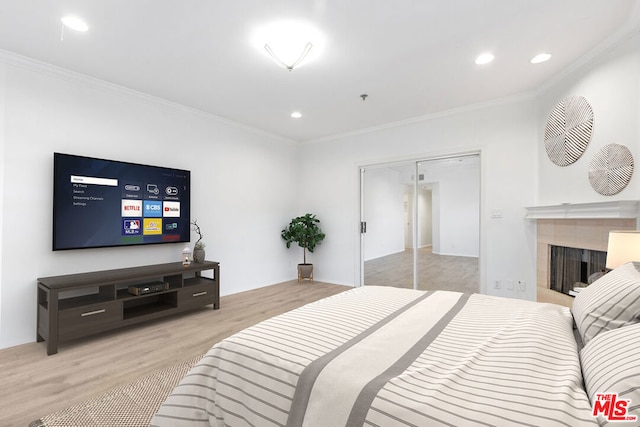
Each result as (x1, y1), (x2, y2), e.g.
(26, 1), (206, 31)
(122, 219), (141, 235)
(592, 393), (637, 422)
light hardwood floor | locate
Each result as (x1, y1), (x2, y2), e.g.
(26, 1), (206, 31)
(0, 280), (350, 427)
(365, 247), (479, 293)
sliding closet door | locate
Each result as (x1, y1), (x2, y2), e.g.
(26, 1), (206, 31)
(414, 155), (480, 292)
(361, 154), (480, 292)
(361, 163), (416, 289)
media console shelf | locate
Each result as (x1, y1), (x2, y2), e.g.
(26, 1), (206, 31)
(37, 261), (219, 355)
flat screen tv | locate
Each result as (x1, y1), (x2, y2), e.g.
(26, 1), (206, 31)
(53, 153), (191, 251)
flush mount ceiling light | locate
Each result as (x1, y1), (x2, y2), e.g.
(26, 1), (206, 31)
(253, 20), (325, 71)
(60, 15), (88, 41)
(61, 16), (89, 32)
(530, 53), (552, 64)
(474, 52), (495, 65)
(265, 42), (313, 71)
(291, 111), (303, 119)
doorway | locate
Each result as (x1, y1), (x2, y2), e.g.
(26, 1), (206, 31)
(360, 154), (480, 292)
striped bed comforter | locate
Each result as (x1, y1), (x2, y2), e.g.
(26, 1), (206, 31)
(152, 286), (596, 426)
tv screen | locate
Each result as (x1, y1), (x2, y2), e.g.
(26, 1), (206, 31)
(53, 153), (191, 251)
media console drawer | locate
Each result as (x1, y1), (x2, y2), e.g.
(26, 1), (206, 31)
(37, 261), (220, 355)
(59, 301), (122, 340)
(179, 282), (217, 308)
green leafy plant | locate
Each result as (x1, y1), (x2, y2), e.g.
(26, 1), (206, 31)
(281, 213), (325, 264)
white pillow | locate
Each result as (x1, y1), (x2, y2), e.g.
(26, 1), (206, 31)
(571, 261), (640, 344)
(580, 322), (640, 425)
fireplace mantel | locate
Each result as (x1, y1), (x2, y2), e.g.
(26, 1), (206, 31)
(525, 201), (639, 220)
(530, 201), (638, 306)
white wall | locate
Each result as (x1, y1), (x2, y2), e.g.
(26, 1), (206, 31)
(0, 56), (298, 349)
(362, 167), (405, 261)
(417, 189), (432, 248)
(431, 183), (441, 254)
(0, 64), (5, 337)
(430, 163), (480, 257)
(406, 186), (433, 249)
(536, 34), (640, 204)
(296, 99), (538, 299)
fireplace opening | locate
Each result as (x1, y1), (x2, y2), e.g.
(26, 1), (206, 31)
(549, 245), (607, 296)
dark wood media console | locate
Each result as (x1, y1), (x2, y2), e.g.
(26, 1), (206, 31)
(37, 261), (219, 355)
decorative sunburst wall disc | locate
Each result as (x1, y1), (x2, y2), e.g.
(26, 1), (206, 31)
(589, 144), (634, 196)
(544, 96), (594, 166)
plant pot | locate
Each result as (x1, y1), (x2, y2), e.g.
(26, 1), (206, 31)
(193, 248), (206, 263)
(297, 263), (314, 284)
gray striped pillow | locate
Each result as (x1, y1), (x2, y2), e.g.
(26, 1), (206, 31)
(571, 261), (640, 344)
(580, 322), (640, 424)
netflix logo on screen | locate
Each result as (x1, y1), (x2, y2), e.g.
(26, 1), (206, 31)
(121, 200), (142, 217)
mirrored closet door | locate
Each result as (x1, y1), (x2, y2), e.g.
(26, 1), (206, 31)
(360, 154), (480, 292)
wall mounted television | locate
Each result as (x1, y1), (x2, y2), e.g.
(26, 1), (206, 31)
(53, 153), (191, 251)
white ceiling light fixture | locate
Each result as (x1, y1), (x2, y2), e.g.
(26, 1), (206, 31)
(253, 20), (325, 71)
(291, 111), (303, 119)
(60, 15), (88, 41)
(475, 52), (495, 65)
(530, 52), (552, 64)
(265, 42), (312, 71)
(61, 16), (89, 32)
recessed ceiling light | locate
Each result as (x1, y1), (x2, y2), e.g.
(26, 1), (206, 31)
(61, 16), (89, 32)
(530, 53), (552, 64)
(291, 111), (302, 119)
(475, 53), (494, 65)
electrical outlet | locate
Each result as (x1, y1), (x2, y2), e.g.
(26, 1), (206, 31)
(518, 280), (526, 291)
(494, 280), (501, 289)
(506, 280), (515, 290)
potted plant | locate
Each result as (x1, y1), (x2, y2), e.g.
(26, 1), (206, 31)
(191, 220), (206, 263)
(281, 213), (326, 283)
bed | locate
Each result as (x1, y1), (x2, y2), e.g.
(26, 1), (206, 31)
(151, 262), (640, 427)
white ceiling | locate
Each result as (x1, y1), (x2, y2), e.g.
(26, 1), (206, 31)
(0, 1), (638, 142)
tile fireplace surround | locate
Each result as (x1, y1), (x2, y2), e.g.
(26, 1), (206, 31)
(525, 201), (639, 306)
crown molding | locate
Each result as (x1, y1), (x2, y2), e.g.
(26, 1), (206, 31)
(0, 49), (296, 145)
(302, 92), (535, 146)
(533, 8), (640, 98)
